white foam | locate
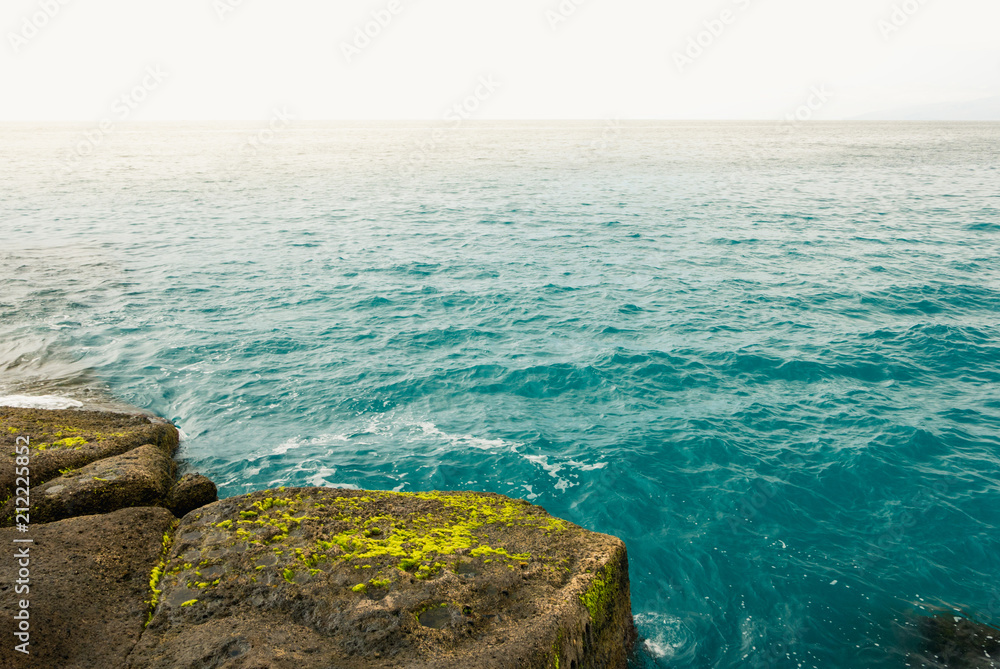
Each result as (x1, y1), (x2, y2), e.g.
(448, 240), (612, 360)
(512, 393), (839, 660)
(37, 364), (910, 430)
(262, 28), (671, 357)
(324, 482), (360, 490)
(643, 638), (676, 660)
(271, 432), (349, 456)
(304, 466), (339, 487)
(416, 421), (513, 451)
(0, 395), (84, 410)
(633, 613), (691, 660)
(415, 421), (608, 493)
(313, 433), (350, 445)
(272, 438), (302, 455)
(567, 460), (608, 471)
(263, 476), (358, 491)
(523, 454), (577, 491)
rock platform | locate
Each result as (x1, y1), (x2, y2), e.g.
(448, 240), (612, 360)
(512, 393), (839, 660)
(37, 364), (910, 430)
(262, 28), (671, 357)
(0, 406), (636, 668)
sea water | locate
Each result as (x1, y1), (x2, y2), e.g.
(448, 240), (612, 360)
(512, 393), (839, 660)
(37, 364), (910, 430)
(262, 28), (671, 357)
(1, 121), (998, 667)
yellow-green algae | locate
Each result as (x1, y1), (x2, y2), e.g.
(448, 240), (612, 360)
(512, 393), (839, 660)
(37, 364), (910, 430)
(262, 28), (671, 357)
(0, 412), (136, 453)
(35, 436), (89, 451)
(146, 522), (179, 626)
(579, 549), (622, 628)
(549, 629), (565, 669)
(200, 489), (568, 591)
(25, 428), (127, 452)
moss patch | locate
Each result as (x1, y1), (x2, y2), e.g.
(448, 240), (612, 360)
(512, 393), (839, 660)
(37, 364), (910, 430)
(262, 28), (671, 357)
(225, 489), (564, 581)
(146, 522), (179, 626)
(170, 488), (571, 601)
(579, 550), (622, 628)
(133, 486), (636, 667)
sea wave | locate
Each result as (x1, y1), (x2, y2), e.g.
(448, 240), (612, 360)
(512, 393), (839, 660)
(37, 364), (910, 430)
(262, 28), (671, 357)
(0, 394), (84, 409)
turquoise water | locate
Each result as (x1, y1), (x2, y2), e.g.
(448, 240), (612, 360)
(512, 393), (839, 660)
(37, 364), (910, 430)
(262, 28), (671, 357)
(2, 122), (999, 667)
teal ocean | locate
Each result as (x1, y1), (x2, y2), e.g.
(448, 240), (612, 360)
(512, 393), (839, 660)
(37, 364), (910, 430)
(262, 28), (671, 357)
(2, 122), (999, 667)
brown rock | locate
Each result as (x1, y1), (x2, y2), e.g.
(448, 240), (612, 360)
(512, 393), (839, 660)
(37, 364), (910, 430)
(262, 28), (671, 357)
(0, 507), (177, 669)
(910, 614), (1000, 668)
(1, 444), (177, 527)
(127, 488), (636, 668)
(0, 407), (179, 506)
(167, 473), (219, 518)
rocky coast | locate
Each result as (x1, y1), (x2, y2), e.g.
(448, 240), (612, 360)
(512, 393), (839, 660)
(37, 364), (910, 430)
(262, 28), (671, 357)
(0, 406), (636, 668)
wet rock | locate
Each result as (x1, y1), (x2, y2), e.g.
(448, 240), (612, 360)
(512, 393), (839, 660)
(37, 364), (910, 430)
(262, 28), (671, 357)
(167, 473), (219, 518)
(127, 488), (636, 668)
(0, 407), (179, 506)
(910, 614), (1000, 668)
(1, 444), (176, 526)
(0, 506), (177, 669)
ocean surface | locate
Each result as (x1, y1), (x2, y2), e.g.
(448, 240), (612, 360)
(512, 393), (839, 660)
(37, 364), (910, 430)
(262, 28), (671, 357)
(1, 121), (999, 667)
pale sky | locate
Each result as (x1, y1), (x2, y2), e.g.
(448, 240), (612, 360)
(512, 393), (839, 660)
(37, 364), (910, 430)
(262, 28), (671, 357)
(2, 0), (999, 121)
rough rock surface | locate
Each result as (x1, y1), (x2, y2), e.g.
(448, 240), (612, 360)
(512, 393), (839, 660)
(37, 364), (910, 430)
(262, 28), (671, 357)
(167, 473), (219, 518)
(909, 615), (1000, 668)
(0, 407), (636, 668)
(2, 443), (177, 526)
(0, 506), (177, 669)
(128, 487), (636, 668)
(0, 406), (178, 505)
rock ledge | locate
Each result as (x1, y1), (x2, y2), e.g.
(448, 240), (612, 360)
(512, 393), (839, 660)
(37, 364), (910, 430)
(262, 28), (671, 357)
(0, 406), (636, 668)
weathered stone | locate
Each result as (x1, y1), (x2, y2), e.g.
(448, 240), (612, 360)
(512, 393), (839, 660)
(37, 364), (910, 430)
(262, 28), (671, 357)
(909, 614), (1000, 668)
(127, 488), (636, 668)
(1, 444), (176, 526)
(1, 406), (638, 668)
(167, 473), (219, 518)
(0, 407), (179, 506)
(0, 507), (177, 669)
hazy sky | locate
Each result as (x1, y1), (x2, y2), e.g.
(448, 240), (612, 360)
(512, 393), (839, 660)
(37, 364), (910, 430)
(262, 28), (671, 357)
(2, 0), (998, 121)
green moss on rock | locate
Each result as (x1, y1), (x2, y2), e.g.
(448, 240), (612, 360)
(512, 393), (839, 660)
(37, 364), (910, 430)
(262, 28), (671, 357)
(0, 407), (179, 505)
(146, 523), (178, 627)
(135, 487), (636, 668)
